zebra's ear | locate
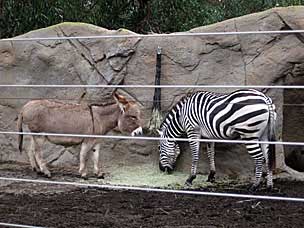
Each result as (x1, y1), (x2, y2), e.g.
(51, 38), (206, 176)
(157, 129), (163, 137)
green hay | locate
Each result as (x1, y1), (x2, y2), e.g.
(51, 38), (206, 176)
(101, 164), (211, 189)
(147, 109), (163, 136)
(0, 162), (246, 190)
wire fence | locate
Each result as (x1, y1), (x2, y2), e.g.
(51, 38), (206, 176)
(1, 29), (304, 227)
(1, 82), (304, 207)
(1, 177), (304, 203)
(1, 131), (304, 147)
(0, 222), (45, 228)
(0, 84), (304, 89)
(1, 96), (304, 109)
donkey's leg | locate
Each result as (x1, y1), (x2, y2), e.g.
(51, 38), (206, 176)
(185, 132), (201, 186)
(245, 142), (264, 191)
(92, 143), (103, 178)
(28, 136), (40, 172)
(33, 136), (51, 177)
(79, 141), (93, 178)
(206, 142), (216, 182)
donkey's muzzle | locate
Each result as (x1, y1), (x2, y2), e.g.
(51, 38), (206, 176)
(131, 127), (143, 136)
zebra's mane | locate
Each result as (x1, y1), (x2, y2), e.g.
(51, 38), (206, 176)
(160, 93), (191, 129)
(160, 90), (222, 130)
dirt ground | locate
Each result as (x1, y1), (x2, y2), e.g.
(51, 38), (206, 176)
(0, 162), (304, 228)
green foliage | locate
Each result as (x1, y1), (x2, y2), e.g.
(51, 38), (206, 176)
(0, 0), (304, 38)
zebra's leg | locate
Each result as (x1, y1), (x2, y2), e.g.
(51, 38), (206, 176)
(185, 138), (200, 186)
(250, 158), (264, 192)
(245, 142), (264, 191)
(92, 143), (103, 178)
(260, 139), (274, 191)
(32, 136), (51, 178)
(206, 142), (216, 183)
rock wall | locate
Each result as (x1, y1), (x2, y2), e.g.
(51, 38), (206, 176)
(0, 7), (304, 176)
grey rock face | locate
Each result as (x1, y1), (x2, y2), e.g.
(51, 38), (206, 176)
(1, 7), (304, 176)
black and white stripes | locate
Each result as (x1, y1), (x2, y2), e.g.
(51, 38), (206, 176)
(159, 89), (277, 191)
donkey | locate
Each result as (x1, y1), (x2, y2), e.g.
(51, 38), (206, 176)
(17, 93), (143, 178)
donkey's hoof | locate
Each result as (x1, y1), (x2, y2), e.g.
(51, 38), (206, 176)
(35, 169), (44, 175)
(96, 173), (105, 179)
(42, 173), (51, 178)
(37, 171), (51, 178)
(80, 174), (88, 180)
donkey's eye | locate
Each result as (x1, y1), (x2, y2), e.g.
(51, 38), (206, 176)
(129, 116), (137, 120)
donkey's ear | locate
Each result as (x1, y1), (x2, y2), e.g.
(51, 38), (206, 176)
(113, 93), (128, 112)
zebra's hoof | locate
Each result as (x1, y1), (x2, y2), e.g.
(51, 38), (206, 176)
(266, 185), (273, 192)
(185, 178), (194, 186)
(248, 184), (258, 192)
(185, 181), (192, 186)
(207, 175), (215, 183)
(185, 175), (196, 186)
(207, 177), (215, 183)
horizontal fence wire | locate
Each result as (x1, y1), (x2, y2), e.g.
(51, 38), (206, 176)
(0, 176), (304, 203)
(0, 84), (304, 89)
(1, 97), (304, 108)
(0, 222), (45, 228)
(1, 131), (304, 147)
(1, 30), (304, 42)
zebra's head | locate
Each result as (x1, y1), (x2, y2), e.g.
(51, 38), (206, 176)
(158, 130), (181, 173)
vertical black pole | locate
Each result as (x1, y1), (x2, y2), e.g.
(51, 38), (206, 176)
(148, 46), (163, 134)
(153, 46), (162, 111)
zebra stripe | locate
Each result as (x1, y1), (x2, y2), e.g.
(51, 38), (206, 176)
(159, 89), (277, 191)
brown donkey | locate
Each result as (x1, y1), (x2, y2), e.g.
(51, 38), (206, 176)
(17, 93), (143, 178)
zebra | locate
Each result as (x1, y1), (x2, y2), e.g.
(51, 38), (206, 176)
(158, 89), (277, 191)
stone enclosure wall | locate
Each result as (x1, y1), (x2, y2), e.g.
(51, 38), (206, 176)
(0, 6), (304, 176)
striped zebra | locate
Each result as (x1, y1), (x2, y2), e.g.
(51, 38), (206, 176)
(158, 89), (277, 191)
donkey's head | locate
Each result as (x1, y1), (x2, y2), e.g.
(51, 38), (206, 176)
(114, 93), (143, 136)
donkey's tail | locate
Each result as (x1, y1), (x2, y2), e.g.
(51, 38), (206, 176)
(17, 112), (23, 153)
(268, 103), (277, 171)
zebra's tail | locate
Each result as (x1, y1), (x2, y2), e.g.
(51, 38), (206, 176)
(268, 103), (277, 171)
(17, 112), (24, 154)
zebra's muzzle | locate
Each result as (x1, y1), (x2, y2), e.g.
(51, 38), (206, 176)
(165, 167), (173, 174)
(159, 162), (173, 174)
